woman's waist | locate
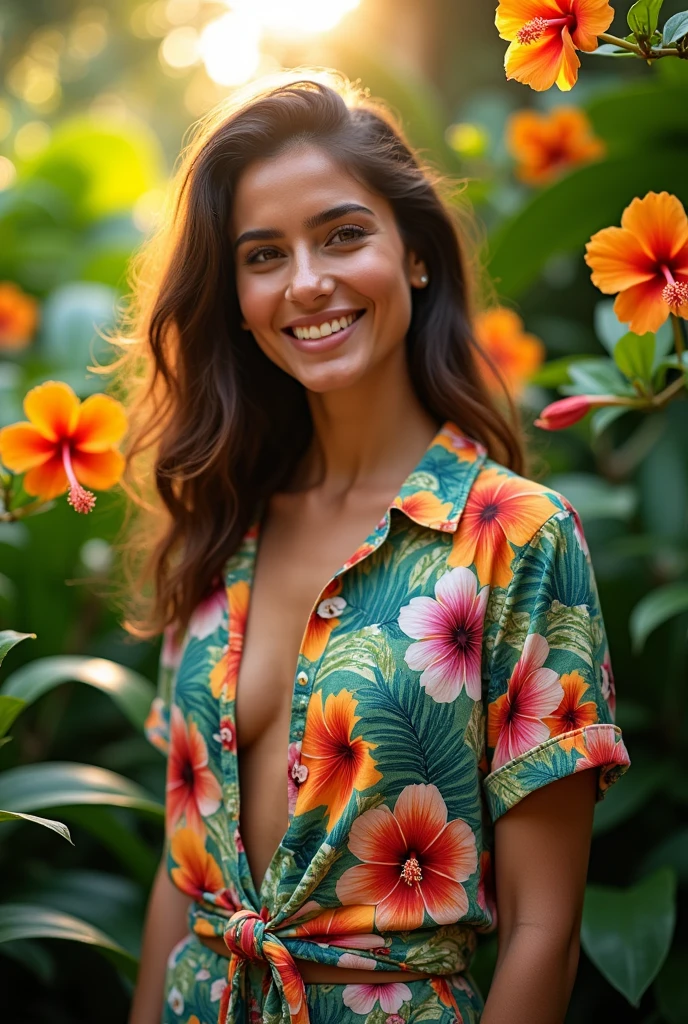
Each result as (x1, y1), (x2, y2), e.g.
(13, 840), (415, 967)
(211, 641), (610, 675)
(196, 933), (430, 984)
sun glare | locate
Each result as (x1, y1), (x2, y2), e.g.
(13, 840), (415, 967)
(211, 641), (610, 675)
(196, 0), (361, 86)
(198, 10), (261, 86)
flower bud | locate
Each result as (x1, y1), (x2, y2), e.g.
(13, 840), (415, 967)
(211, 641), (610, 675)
(534, 394), (608, 430)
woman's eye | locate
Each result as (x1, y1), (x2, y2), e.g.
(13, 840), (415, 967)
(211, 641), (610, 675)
(244, 247), (281, 265)
(330, 224), (367, 244)
(243, 225), (367, 265)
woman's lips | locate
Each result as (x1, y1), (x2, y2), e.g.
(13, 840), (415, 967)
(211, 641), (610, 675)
(283, 311), (366, 353)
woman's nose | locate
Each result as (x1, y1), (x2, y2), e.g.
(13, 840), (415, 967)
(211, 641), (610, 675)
(285, 251), (334, 303)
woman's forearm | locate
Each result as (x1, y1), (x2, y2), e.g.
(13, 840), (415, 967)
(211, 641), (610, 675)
(480, 924), (580, 1024)
(128, 853), (191, 1024)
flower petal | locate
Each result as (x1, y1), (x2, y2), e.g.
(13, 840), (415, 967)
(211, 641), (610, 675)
(613, 277), (671, 335)
(23, 452), (68, 499)
(394, 783), (447, 853)
(505, 31), (572, 93)
(495, 0), (564, 40)
(554, 27), (581, 91)
(0, 423), (56, 472)
(347, 805), (406, 863)
(70, 448), (125, 490)
(585, 225), (656, 293)
(572, 0), (615, 50)
(24, 381), (80, 442)
(621, 192), (688, 263)
(72, 394), (128, 452)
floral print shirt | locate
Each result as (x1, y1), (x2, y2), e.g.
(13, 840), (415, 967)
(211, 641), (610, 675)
(144, 419), (631, 1024)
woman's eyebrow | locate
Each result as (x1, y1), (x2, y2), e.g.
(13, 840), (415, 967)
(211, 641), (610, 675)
(233, 203), (375, 250)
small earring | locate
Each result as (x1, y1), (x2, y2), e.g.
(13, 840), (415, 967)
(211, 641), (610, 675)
(420, 274), (428, 285)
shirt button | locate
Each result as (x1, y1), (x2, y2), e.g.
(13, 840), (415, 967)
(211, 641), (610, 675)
(296, 671), (308, 685)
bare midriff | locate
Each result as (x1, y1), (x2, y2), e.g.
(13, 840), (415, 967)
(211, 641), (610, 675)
(196, 933), (430, 983)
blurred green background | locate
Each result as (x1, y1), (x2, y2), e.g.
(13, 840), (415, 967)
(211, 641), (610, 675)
(0, 1), (687, 1021)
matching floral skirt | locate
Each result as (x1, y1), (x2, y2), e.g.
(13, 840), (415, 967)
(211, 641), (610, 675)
(162, 933), (485, 1024)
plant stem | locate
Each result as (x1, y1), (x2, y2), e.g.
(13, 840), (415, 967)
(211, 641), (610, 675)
(671, 313), (686, 361)
(597, 32), (680, 58)
(651, 372), (687, 409)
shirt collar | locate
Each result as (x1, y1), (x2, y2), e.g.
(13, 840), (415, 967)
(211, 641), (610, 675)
(390, 419), (487, 533)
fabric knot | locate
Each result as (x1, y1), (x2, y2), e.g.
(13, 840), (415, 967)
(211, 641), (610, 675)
(223, 908), (268, 962)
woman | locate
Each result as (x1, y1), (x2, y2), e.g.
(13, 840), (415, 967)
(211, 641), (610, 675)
(122, 71), (630, 1024)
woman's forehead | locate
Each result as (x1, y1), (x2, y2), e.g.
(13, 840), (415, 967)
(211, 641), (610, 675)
(230, 146), (381, 230)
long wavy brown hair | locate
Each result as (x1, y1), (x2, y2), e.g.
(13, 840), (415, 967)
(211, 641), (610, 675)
(104, 69), (527, 643)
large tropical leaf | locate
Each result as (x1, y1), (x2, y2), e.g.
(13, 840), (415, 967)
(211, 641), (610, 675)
(0, 903), (137, 981)
(0, 656), (156, 731)
(0, 630), (35, 667)
(581, 868), (677, 1005)
(0, 810), (72, 844)
(0, 762), (163, 818)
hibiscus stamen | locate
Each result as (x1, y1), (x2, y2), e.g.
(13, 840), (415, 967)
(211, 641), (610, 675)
(516, 16), (571, 45)
(401, 854), (423, 886)
(61, 440), (96, 514)
(660, 265), (688, 310)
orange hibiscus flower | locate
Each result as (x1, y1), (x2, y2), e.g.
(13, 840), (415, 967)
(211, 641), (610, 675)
(0, 380), (126, 512)
(170, 827), (225, 900)
(585, 191), (688, 334)
(449, 467), (557, 587)
(302, 578), (344, 662)
(281, 901), (378, 947)
(0, 282), (39, 350)
(168, 705), (222, 835)
(496, 0), (614, 92)
(393, 491), (454, 529)
(474, 308), (545, 399)
(336, 783), (477, 931)
(299, 689), (382, 828)
(544, 670), (599, 753)
(507, 106), (604, 185)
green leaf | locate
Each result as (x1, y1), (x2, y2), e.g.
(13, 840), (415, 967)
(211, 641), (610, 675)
(1, 656), (156, 732)
(40, 282), (118, 369)
(588, 82), (688, 150)
(628, 0), (664, 38)
(590, 43), (636, 55)
(0, 762), (163, 818)
(529, 355), (590, 388)
(0, 939), (54, 983)
(629, 583), (688, 653)
(590, 405), (631, 437)
(613, 332), (656, 384)
(0, 630), (36, 667)
(488, 152), (688, 297)
(545, 473), (637, 522)
(0, 903), (137, 981)
(662, 11), (688, 44)
(0, 810), (72, 843)
(564, 358), (634, 397)
(0, 694), (25, 739)
(581, 868), (676, 1006)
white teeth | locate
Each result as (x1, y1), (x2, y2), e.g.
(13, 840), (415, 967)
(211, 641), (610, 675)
(292, 312), (359, 340)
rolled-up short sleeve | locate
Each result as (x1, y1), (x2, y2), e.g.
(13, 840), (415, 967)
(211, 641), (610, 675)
(143, 622), (187, 756)
(483, 508), (630, 823)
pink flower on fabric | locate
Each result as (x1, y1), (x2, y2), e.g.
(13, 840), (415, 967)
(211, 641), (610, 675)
(287, 741), (305, 816)
(342, 982), (412, 1014)
(386, 1016), (406, 1024)
(398, 566), (489, 702)
(600, 650), (616, 718)
(161, 622), (185, 671)
(336, 783), (477, 931)
(337, 952), (377, 970)
(574, 726), (630, 772)
(487, 634), (564, 771)
(188, 584), (226, 639)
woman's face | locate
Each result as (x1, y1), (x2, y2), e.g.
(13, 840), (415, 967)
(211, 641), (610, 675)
(230, 143), (427, 393)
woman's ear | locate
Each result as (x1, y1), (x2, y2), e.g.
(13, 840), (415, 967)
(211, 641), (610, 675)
(407, 250), (429, 288)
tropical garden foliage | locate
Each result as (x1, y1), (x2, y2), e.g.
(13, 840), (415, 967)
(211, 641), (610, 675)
(0, 0), (687, 1021)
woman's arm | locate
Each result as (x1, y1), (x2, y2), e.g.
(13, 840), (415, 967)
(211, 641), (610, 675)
(481, 767), (598, 1024)
(128, 851), (191, 1024)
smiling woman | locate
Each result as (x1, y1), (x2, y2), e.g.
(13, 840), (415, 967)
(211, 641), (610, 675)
(109, 69), (629, 1024)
